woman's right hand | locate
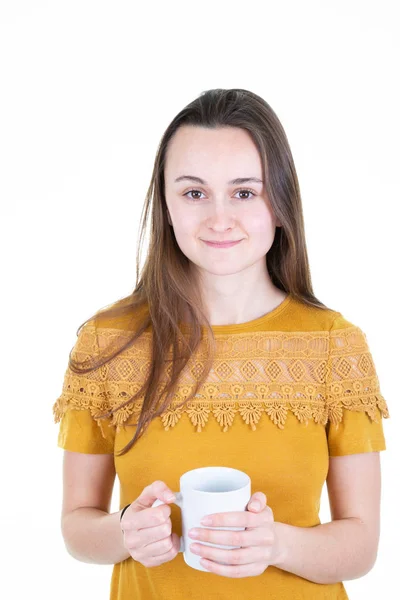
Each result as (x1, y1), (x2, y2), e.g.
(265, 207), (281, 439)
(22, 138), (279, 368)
(120, 480), (181, 567)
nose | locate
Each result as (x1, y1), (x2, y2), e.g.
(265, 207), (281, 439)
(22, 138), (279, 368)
(205, 202), (237, 230)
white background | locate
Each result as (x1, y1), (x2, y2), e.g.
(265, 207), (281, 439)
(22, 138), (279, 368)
(0, 1), (398, 598)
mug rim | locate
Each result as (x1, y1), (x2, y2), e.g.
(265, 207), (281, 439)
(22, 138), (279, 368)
(179, 466), (250, 494)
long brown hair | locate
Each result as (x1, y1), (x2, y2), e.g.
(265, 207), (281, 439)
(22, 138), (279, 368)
(69, 88), (331, 456)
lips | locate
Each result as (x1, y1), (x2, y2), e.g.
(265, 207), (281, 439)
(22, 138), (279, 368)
(202, 239), (242, 248)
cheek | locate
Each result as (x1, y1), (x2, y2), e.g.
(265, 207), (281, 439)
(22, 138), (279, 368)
(243, 212), (277, 255)
(171, 215), (200, 256)
(245, 210), (276, 236)
(172, 212), (199, 239)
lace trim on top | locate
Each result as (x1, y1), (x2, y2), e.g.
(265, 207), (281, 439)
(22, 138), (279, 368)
(52, 323), (390, 435)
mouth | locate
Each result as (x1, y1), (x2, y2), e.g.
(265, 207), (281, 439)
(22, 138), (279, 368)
(201, 239), (243, 248)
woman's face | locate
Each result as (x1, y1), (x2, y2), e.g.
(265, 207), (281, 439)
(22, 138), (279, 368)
(164, 125), (281, 279)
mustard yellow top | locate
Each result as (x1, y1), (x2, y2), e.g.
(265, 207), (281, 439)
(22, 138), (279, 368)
(53, 294), (390, 600)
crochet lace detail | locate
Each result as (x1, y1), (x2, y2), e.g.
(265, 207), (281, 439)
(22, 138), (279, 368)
(52, 324), (390, 435)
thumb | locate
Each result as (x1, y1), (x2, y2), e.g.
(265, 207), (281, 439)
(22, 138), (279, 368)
(130, 480), (176, 512)
(247, 492), (267, 512)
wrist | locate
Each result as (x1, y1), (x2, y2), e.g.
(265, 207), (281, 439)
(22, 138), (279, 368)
(120, 503), (131, 524)
(271, 521), (289, 569)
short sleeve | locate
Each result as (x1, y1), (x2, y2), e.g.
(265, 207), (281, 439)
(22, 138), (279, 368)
(325, 314), (390, 457)
(52, 320), (116, 454)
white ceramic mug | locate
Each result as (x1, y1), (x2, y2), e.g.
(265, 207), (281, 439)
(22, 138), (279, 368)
(152, 466), (251, 572)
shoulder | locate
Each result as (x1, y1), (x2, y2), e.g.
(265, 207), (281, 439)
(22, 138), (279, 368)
(86, 300), (150, 359)
(284, 296), (341, 332)
(67, 300), (149, 367)
(93, 299), (149, 331)
(286, 296), (368, 336)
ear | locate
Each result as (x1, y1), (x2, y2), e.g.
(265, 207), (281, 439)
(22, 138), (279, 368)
(167, 210), (172, 226)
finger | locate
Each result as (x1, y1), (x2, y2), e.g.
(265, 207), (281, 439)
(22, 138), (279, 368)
(141, 532), (176, 558)
(131, 480), (176, 512)
(123, 503), (171, 531)
(189, 524), (269, 548)
(200, 557), (266, 578)
(190, 541), (267, 566)
(200, 508), (272, 528)
(247, 492), (267, 512)
(136, 534), (179, 566)
(125, 519), (173, 547)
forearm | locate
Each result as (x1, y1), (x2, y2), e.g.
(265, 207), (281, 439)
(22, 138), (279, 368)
(62, 507), (131, 565)
(273, 518), (377, 585)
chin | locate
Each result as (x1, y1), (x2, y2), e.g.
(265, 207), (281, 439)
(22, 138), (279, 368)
(200, 263), (248, 277)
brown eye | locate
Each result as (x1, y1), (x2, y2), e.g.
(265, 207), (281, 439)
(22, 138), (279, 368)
(236, 189), (256, 200)
(184, 189), (204, 200)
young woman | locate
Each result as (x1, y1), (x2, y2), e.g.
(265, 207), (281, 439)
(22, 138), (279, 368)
(53, 88), (390, 599)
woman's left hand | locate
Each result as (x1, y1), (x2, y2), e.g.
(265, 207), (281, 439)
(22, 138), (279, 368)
(187, 491), (284, 578)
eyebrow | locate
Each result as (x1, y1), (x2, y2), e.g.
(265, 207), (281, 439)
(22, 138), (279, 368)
(174, 175), (264, 185)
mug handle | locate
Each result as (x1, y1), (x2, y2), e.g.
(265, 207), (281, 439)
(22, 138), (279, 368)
(152, 492), (185, 552)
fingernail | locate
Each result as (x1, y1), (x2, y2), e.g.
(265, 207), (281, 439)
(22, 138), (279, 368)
(188, 529), (199, 538)
(164, 493), (176, 501)
(249, 501), (260, 510)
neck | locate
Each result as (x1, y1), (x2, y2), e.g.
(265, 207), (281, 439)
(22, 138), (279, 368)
(185, 263), (287, 326)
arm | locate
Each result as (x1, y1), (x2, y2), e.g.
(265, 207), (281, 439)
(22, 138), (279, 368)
(273, 452), (381, 584)
(60, 451), (131, 565)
